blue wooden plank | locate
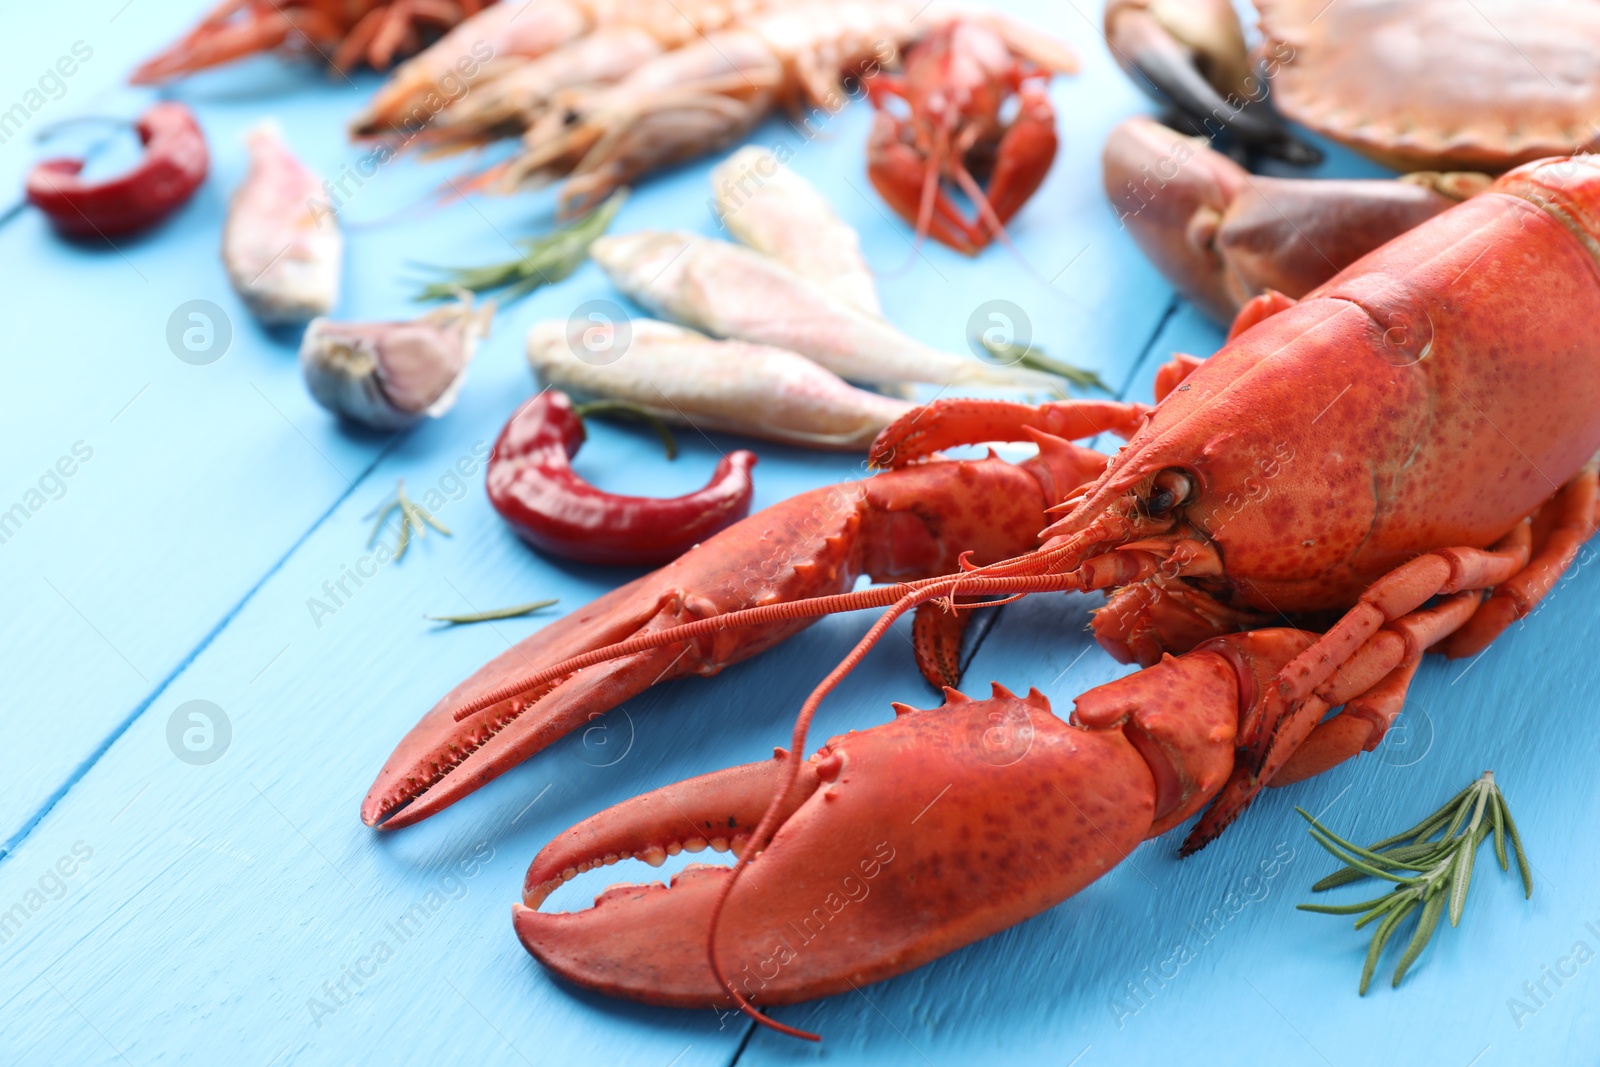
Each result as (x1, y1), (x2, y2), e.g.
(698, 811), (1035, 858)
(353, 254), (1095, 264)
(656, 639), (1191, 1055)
(0, 82), (384, 852)
(0, 0), (1170, 858)
(1, 1), (1182, 1064)
(11, 1), (1598, 1064)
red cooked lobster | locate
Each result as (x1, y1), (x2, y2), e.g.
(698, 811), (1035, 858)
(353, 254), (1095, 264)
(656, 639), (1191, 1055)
(366, 155), (1600, 1031)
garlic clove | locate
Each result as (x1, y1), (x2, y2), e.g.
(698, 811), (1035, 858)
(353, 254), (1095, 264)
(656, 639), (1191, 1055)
(301, 296), (493, 429)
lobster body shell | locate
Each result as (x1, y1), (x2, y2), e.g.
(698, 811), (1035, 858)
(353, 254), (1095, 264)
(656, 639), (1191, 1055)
(1093, 162), (1600, 613)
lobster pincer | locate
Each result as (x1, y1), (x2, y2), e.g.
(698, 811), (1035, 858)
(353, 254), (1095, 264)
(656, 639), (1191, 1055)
(363, 439), (1118, 830)
(512, 631), (1312, 1009)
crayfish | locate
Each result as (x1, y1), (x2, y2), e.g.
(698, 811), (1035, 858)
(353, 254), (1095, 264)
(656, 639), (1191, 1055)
(364, 155), (1600, 1032)
(867, 17), (1074, 254)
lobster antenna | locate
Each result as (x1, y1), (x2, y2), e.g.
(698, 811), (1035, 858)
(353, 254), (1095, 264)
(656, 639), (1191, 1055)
(448, 580), (933, 721)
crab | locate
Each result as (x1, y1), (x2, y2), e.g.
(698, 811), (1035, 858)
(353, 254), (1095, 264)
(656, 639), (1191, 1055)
(1109, 0), (1600, 173)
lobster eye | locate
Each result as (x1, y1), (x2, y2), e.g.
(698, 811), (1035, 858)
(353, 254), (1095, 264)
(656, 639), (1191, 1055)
(1145, 469), (1194, 517)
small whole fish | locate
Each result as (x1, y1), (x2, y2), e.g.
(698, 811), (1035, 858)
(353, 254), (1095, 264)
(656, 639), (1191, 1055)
(589, 230), (1053, 389)
(710, 146), (880, 314)
(223, 123), (342, 325)
(526, 318), (913, 450)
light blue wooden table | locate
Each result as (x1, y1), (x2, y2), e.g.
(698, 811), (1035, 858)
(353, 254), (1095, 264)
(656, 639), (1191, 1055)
(3, 2), (1596, 1064)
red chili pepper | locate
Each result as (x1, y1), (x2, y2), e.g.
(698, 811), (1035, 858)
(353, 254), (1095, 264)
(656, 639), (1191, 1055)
(26, 102), (209, 238)
(487, 391), (757, 566)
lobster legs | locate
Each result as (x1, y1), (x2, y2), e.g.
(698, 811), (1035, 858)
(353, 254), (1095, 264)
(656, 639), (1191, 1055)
(1187, 461), (1600, 849)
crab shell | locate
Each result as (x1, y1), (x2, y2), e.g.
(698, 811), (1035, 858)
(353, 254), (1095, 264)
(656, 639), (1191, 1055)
(1257, 0), (1600, 172)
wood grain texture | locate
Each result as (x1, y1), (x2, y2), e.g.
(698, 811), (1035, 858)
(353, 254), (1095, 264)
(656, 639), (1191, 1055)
(5, 2), (1598, 1065)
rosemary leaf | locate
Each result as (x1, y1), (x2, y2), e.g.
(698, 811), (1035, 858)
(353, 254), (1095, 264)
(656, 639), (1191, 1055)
(975, 337), (1110, 393)
(1448, 836), (1475, 927)
(1297, 897), (1391, 916)
(1310, 866), (1372, 893)
(1311, 840), (1448, 890)
(1299, 813), (1420, 884)
(415, 505), (451, 537)
(1440, 790), (1474, 842)
(1392, 888), (1448, 988)
(428, 598), (559, 625)
(394, 512), (411, 560)
(1468, 779), (1491, 833)
(1361, 904), (1411, 996)
(1497, 792), (1534, 898)
(414, 189), (625, 304)
(1300, 771), (1533, 994)
(1352, 890), (1413, 930)
(1490, 789), (1508, 872)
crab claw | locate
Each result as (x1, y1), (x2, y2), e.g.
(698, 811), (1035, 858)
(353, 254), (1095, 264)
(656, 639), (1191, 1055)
(1104, 117), (1464, 323)
(516, 656), (1253, 1007)
(1104, 0), (1319, 164)
(364, 452), (1089, 830)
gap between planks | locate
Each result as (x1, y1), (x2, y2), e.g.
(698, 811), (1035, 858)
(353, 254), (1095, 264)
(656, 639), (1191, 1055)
(0, 439), (402, 865)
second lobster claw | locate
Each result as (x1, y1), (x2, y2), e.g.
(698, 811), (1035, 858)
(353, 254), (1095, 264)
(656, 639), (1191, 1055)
(514, 683), (1158, 1006)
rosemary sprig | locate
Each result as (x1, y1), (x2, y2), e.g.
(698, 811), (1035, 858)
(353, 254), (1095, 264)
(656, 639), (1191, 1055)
(413, 189), (625, 304)
(427, 598), (559, 625)
(574, 399), (678, 460)
(975, 336), (1110, 393)
(1297, 770), (1532, 994)
(365, 478), (451, 562)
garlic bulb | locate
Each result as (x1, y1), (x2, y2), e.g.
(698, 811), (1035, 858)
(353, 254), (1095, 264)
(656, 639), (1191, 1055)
(301, 297), (493, 430)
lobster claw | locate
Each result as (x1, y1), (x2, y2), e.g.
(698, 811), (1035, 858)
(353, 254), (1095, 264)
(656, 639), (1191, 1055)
(515, 682), (1191, 1007)
(364, 453), (1079, 830)
(362, 572), (729, 830)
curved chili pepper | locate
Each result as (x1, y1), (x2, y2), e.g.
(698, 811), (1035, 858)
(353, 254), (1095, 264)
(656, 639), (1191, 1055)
(487, 391), (756, 566)
(26, 102), (209, 238)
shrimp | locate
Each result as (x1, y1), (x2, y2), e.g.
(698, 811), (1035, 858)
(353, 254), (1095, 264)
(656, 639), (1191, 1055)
(589, 230), (1054, 389)
(222, 123), (342, 325)
(501, 0), (917, 215)
(419, 26), (668, 150)
(350, 0), (595, 136)
(352, 0), (786, 137)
